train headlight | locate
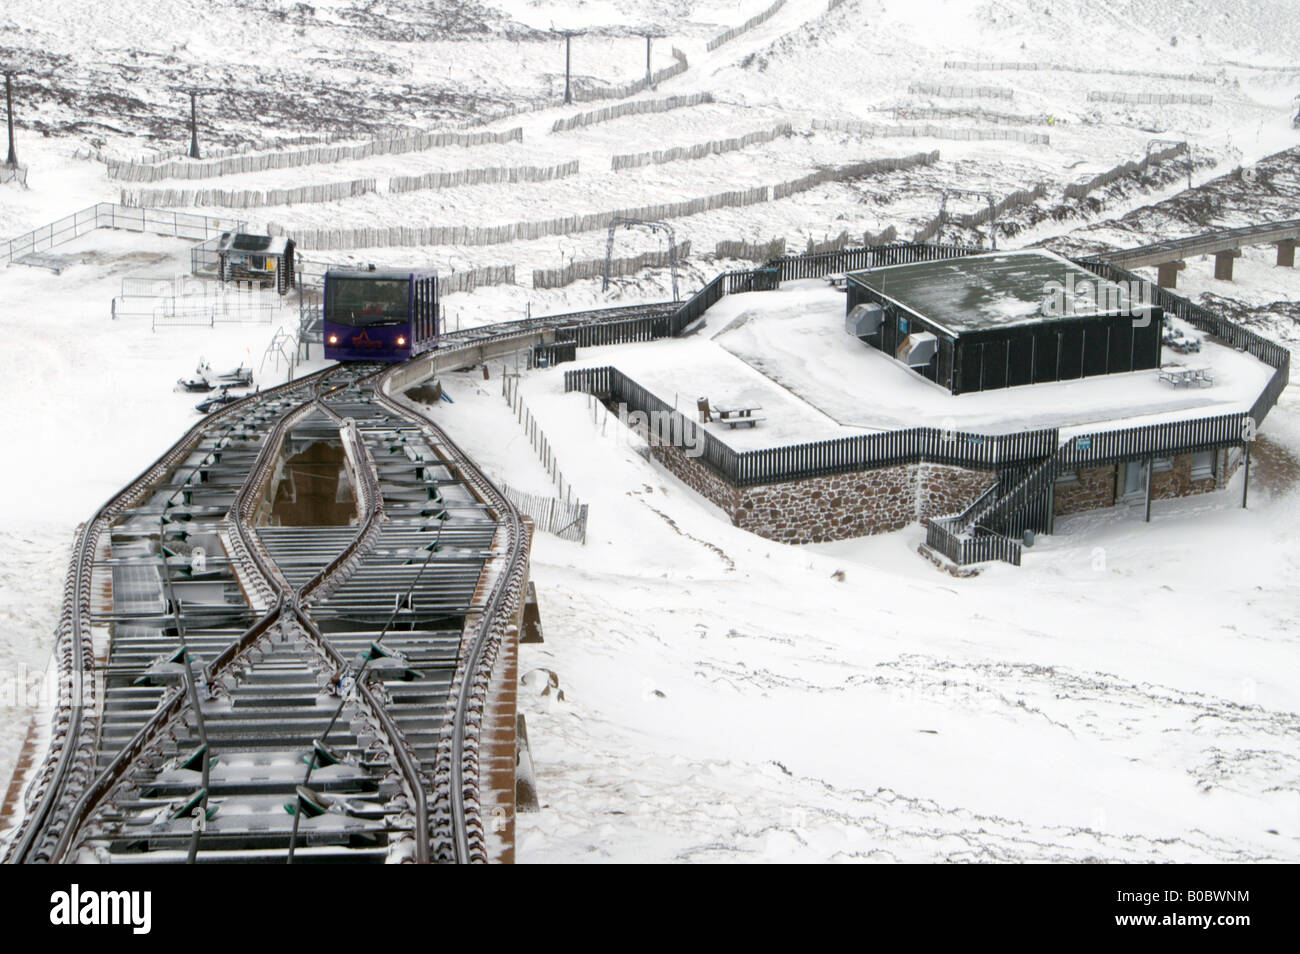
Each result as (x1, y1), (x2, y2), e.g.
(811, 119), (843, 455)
(328, 335), (338, 344)
(397, 336), (406, 346)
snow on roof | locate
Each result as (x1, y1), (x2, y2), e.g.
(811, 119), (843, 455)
(216, 231), (290, 255)
(561, 281), (1272, 447)
(847, 249), (1138, 334)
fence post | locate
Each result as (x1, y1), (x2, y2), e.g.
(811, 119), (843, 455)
(1241, 441), (1251, 509)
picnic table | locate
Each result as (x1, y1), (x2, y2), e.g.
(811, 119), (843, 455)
(1158, 364), (1214, 388)
(825, 275), (848, 291)
(714, 405), (765, 428)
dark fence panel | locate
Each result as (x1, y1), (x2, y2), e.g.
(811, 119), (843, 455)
(971, 411), (1250, 541)
(555, 316), (662, 347)
(1061, 412), (1246, 469)
(530, 341), (577, 368)
(926, 520), (1022, 566)
(566, 365), (1060, 486)
(1077, 259), (1290, 427)
(769, 242), (982, 281)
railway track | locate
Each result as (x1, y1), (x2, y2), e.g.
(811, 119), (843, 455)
(3, 297), (673, 863)
(1, 362), (516, 863)
(445, 301), (680, 346)
(0, 298), (679, 864)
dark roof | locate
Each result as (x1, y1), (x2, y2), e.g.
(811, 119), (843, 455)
(847, 250), (1138, 335)
(216, 232), (289, 255)
(231, 234), (271, 251)
(326, 267), (438, 281)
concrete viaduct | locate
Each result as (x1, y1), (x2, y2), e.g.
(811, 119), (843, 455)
(1104, 218), (1300, 286)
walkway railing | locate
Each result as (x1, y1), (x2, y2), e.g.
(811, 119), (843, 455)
(3, 203), (242, 264)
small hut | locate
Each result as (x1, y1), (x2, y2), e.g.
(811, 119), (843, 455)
(215, 232), (296, 293)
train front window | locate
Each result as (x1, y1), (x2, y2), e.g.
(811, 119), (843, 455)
(326, 278), (410, 327)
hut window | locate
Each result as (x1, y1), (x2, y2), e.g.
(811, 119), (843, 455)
(1190, 451), (1214, 480)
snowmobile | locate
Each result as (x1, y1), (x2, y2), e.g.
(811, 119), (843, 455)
(176, 358), (216, 392)
(195, 386), (246, 414)
(176, 374), (215, 392)
(211, 363), (253, 387)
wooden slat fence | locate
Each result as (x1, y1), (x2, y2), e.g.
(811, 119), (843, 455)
(105, 128), (524, 182)
(3, 203), (241, 264)
(551, 93), (714, 134)
(707, 0), (787, 51)
(389, 161), (579, 194)
(499, 484), (588, 543)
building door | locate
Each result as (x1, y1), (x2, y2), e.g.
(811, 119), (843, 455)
(1119, 460), (1147, 501)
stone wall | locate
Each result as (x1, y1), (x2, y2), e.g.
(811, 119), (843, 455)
(645, 435), (994, 545)
(1054, 464), (1116, 516)
(1055, 450), (1229, 517)
(1151, 452), (1218, 500)
(630, 410), (1237, 543)
(646, 435), (742, 514)
(917, 462), (996, 518)
(733, 465), (918, 543)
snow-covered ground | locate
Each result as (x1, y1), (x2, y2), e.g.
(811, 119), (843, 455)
(1, 0), (1299, 863)
(0, 227), (325, 784)
(433, 347), (1300, 863)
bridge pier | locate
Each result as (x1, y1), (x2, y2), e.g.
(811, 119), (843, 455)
(1213, 248), (1242, 281)
(1156, 260), (1185, 288)
(1276, 239), (1296, 268)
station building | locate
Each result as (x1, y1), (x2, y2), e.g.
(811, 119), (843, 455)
(845, 250), (1164, 394)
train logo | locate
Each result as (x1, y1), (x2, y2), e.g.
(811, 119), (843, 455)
(350, 330), (386, 350)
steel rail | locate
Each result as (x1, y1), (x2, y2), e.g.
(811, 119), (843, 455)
(1093, 217), (1300, 267)
(46, 366), (428, 864)
(371, 364), (531, 864)
(12, 297), (655, 863)
(47, 374), (349, 863)
(218, 377), (434, 864)
(5, 366), (339, 864)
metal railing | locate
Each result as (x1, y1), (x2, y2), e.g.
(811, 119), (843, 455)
(1090, 218), (1300, 268)
(2, 203), (243, 265)
(565, 365), (1060, 487)
(926, 522), (1023, 566)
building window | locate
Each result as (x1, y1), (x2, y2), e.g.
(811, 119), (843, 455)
(1153, 457), (1173, 473)
(1055, 470), (1079, 484)
(898, 316), (910, 334)
(1190, 451), (1214, 480)
(1120, 460), (1148, 499)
